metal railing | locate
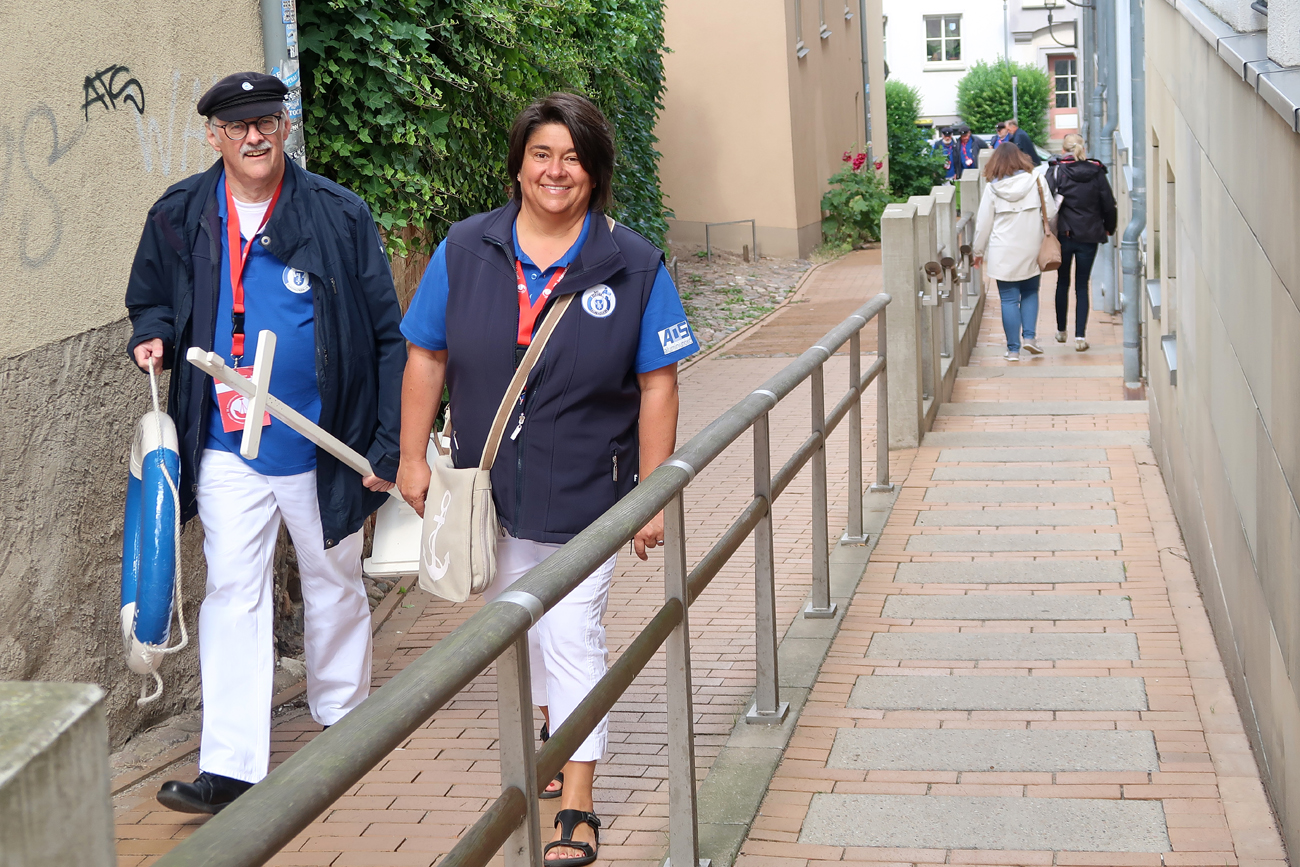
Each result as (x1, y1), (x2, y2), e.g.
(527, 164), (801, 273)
(153, 292), (894, 867)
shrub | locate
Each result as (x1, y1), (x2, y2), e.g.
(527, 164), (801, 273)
(299, 0), (669, 254)
(884, 79), (945, 198)
(821, 152), (891, 250)
(956, 61), (1051, 146)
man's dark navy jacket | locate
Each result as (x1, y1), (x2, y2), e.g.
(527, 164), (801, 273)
(442, 201), (663, 544)
(125, 159), (406, 548)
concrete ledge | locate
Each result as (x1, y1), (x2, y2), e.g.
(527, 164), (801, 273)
(914, 508), (1119, 527)
(848, 674), (1149, 710)
(932, 466), (1113, 481)
(894, 560), (1126, 583)
(827, 728), (1159, 771)
(905, 532), (1123, 552)
(923, 486), (1115, 503)
(881, 593), (1133, 620)
(929, 431), (1149, 448)
(938, 400), (1148, 416)
(866, 632), (1141, 660)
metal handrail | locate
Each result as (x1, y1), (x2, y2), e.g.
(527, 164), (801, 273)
(154, 292), (894, 867)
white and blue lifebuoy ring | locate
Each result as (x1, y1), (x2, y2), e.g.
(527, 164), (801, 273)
(120, 365), (187, 703)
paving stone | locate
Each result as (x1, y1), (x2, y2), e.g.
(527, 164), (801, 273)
(937, 447), (1108, 463)
(865, 632), (1140, 660)
(894, 561), (1126, 583)
(924, 486), (1115, 503)
(881, 594), (1132, 621)
(927, 431), (1148, 447)
(827, 728), (1159, 771)
(958, 365), (1125, 378)
(905, 532), (1122, 552)
(800, 794), (1170, 851)
(847, 674), (1148, 711)
(915, 508), (1118, 527)
(932, 466), (1113, 481)
(939, 400), (1148, 416)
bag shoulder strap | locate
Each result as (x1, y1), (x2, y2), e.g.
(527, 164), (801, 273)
(1036, 180), (1052, 233)
(478, 292), (576, 471)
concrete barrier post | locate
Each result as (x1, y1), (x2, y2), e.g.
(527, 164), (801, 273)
(959, 168), (983, 300)
(932, 185), (958, 359)
(908, 194), (941, 405)
(0, 683), (113, 867)
(880, 202), (923, 447)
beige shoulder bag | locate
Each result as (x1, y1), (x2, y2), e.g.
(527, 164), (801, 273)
(1036, 179), (1062, 272)
(418, 292), (576, 603)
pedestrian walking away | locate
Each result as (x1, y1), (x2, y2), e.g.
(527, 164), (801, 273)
(1002, 118), (1042, 167)
(124, 72), (406, 814)
(396, 92), (700, 867)
(1045, 132), (1117, 351)
(971, 144), (1057, 360)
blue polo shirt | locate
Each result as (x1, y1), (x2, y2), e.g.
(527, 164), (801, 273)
(402, 214), (700, 372)
(205, 173), (321, 476)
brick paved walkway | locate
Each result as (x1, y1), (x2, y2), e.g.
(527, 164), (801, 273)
(113, 254), (888, 866)
(735, 281), (1289, 867)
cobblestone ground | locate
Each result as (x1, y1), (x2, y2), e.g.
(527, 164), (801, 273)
(734, 277), (1289, 867)
(113, 252), (886, 866)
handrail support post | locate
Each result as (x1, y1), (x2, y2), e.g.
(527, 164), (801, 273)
(496, 637), (543, 867)
(842, 331), (867, 544)
(804, 363), (837, 619)
(747, 414), (789, 724)
(663, 492), (705, 867)
(870, 308), (895, 493)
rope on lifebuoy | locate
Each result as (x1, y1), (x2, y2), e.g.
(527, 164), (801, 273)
(136, 360), (189, 706)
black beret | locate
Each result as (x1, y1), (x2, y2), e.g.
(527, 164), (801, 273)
(197, 72), (287, 121)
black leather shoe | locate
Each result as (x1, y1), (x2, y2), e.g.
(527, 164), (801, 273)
(157, 772), (254, 814)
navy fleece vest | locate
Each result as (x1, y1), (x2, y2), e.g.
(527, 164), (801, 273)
(443, 202), (663, 544)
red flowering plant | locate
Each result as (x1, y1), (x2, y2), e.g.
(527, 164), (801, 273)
(822, 148), (890, 250)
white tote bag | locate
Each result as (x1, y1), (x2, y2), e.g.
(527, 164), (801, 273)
(418, 293), (576, 603)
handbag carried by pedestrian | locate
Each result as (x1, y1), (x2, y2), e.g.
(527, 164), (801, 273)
(418, 292), (577, 603)
(1036, 179), (1062, 271)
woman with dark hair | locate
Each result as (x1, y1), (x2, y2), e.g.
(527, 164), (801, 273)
(971, 143), (1057, 360)
(397, 92), (699, 866)
(1046, 133), (1116, 351)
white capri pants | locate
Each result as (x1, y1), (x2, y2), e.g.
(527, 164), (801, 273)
(195, 449), (372, 783)
(483, 535), (617, 763)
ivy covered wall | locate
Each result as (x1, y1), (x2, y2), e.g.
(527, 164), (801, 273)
(299, 0), (669, 265)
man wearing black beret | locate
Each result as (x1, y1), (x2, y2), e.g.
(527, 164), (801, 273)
(125, 72), (406, 813)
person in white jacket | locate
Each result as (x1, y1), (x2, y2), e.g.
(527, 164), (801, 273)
(971, 144), (1057, 360)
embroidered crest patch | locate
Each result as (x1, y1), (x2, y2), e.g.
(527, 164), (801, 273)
(581, 284), (616, 318)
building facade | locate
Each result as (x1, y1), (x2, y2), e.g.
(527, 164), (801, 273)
(1143, 0), (1300, 852)
(656, 0), (888, 259)
(882, 0), (1081, 140)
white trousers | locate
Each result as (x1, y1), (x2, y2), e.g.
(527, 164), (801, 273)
(482, 536), (616, 763)
(195, 449), (371, 783)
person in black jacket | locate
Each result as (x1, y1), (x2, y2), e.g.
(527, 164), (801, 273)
(1004, 119), (1042, 167)
(125, 72), (405, 813)
(1045, 133), (1118, 350)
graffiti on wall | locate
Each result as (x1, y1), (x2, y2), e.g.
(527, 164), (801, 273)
(0, 67), (217, 270)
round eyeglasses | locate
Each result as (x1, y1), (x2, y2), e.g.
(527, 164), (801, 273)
(214, 115), (283, 141)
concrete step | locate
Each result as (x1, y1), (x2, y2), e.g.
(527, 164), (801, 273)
(932, 466), (1112, 481)
(800, 794), (1170, 851)
(905, 532), (1122, 552)
(827, 728), (1159, 772)
(915, 508), (1118, 527)
(881, 594), (1132, 621)
(865, 632), (1140, 661)
(937, 447), (1108, 463)
(959, 364), (1124, 378)
(924, 486), (1114, 503)
(939, 400), (1147, 416)
(894, 561), (1126, 584)
(848, 674), (1148, 711)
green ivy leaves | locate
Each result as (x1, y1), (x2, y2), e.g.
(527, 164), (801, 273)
(299, 0), (669, 256)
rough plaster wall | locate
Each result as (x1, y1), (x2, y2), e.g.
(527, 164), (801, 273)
(0, 320), (206, 746)
(0, 0), (262, 359)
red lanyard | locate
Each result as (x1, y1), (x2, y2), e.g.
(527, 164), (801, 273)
(226, 177), (283, 361)
(515, 260), (566, 346)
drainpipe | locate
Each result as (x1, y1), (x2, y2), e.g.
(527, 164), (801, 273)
(1081, 0), (1095, 154)
(858, 0), (874, 164)
(262, 0), (306, 167)
(1097, 0), (1120, 315)
(1120, 0), (1145, 388)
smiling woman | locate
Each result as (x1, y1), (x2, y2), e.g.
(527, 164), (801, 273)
(396, 92), (701, 867)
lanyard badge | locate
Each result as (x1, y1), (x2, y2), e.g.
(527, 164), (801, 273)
(514, 260), (567, 347)
(225, 177), (283, 364)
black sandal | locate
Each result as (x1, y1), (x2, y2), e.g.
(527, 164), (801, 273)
(539, 723), (564, 799)
(544, 809), (600, 867)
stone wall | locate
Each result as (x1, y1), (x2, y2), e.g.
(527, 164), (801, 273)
(1146, 0), (1300, 852)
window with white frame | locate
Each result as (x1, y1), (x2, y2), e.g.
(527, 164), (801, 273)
(924, 15), (961, 62)
(1054, 58), (1078, 108)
